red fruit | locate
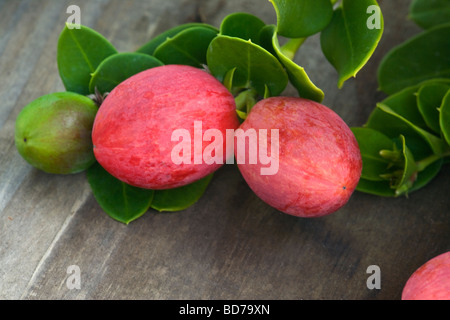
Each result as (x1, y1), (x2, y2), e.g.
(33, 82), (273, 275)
(235, 97), (362, 218)
(402, 252), (450, 300)
(92, 65), (239, 189)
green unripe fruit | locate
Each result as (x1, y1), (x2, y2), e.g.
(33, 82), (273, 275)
(15, 92), (98, 174)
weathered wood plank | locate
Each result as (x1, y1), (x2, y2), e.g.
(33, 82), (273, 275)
(1, 0), (449, 301)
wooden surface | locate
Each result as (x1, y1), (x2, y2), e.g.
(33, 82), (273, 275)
(1, 0), (449, 300)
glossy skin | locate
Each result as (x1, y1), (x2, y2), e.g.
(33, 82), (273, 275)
(402, 252), (450, 300)
(15, 92), (98, 174)
(92, 65), (239, 190)
(236, 97), (362, 218)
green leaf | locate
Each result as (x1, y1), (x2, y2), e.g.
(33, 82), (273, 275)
(89, 52), (164, 94)
(320, 0), (384, 88)
(410, 157), (443, 192)
(417, 83), (450, 134)
(220, 12), (266, 44)
(207, 35), (288, 97)
(271, 28), (324, 102)
(409, 0), (450, 29)
(366, 102), (447, 160)
(258, 25), (324, 102)
(57, 24), (118, 95)
(392, 135), (419, 196)
(351, 127), (394, 181)
(136, 23), (218, 55)
(151, 174), (214, 212)
(356, 157), (442, 197)
(377, 23), (450, 95)
(439, 89), (450, 146)
(356, 178), (396, 197)
(355, 133), (443, 197)
(269, 0), (333, 38)
(381, 84), (429, 131)
(86, 162), (154, 224)
(153, 26), (218, 67)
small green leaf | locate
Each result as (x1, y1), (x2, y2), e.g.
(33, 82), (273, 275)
(417, 83), (450, 134)
(356, 156), (442, 197)
(153, 26), (218, 67)
(366, 102), (447, 160)
(320, 0), (384, 88)
(223, 68), (236, 92)
(377, 23), (450, 95)
(57, 24), (118, 95)
(272, 28), (324, 102)
(86, 162), (154, 224)
(439, 89), (450, 146)
(356, 178), (396, 197)
(259, 24), (323, 102)
(220, 12), (266, 44)
(270, 0), (333, 38)
(136, 23), (218, 55)
(351, 127), (393, 181)
(410, 157), (443, 192)
(409, 0), (450, 29)
(381, 85), (429, 131)
(151, 174), (214, 212)
(393, 135), (418, 196)
(207, 35), (288, 97)
(89, 52), (164, 94)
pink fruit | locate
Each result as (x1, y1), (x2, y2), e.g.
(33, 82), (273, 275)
(235, 97), (362, 218)
(92, 65), (239, 189)
(402, 251), (450, 300)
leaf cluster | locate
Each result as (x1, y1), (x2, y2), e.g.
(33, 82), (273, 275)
(52, 0), (383, 223)
(352, 0), (450, 197)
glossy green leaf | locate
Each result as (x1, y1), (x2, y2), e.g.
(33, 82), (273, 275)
(151, 174), (214, 212)
(89, 52), (164, 94)
(377, 23), (450, 95)
(410, 157), (443, 192)
(270, 0), (333, 38)
(357, 157), (442, 197)
(259, 24), (324, 102)
(356, 178), (396, 197)
(320, 0), (384, 88)
(381, 85), (428, 131)
(351, 127), (393, 181)
(271, 28), (324, 102)
(220, 12), (266, 43)
(153, 26), (218, 68)
(57, 24), (118, 95)
(207, 35), (288, 97)
(86, 162), (154, 224)
(365, 102), (446, 160)
(409, 0), (450, 29)
(417, 83), (450, 134)
(439, 90), (450, 146)
(393, 135), (418, 196)
(136, 23), (218, 55)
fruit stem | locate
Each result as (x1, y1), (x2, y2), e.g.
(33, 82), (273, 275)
(416, 152), (450, 172)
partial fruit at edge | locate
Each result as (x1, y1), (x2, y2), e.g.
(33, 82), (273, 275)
(402, 251), (450, 300)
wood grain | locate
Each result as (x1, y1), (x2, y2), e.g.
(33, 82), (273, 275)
(1, 0), (449, 300)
